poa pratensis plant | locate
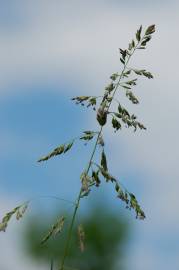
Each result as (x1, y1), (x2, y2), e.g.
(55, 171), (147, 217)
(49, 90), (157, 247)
(0, 25), (156, 270)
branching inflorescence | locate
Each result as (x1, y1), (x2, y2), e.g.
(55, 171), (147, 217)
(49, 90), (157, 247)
(0, 25), (156, 270)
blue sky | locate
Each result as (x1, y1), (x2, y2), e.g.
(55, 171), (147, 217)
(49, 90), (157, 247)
(0, 1), (179, 270)
(0, 84), (97, 201)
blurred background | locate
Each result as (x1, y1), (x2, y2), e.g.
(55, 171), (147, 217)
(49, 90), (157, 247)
(0, 1), (179, 269)
(24, 204), (130, 270)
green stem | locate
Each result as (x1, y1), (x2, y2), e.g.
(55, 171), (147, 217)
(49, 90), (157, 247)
(59, 38), (142, 270)
(59, 190), (82, 270)
(107, 41), (140, 111)
(59, 128), (102, 270)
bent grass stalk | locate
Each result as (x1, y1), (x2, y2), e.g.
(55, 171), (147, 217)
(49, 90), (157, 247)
(59, 41), (137, 269)
(0, 25), (156, 270)
(59, 25), (155, 270)
(60, 129), (102, 270)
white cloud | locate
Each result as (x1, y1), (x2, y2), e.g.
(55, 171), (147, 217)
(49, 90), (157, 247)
(0, 1), (178, 97)
(1, 1), (179, 270)
(127, 241), (179, 270)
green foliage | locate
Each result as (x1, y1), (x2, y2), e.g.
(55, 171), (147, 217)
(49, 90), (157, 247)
(24, 206), (129, 270)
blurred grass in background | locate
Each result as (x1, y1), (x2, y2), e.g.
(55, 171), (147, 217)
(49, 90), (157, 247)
(23, 203), (130, 270)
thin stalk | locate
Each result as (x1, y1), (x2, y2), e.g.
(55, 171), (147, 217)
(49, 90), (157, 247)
(28, 195), (76, 206)
(107, 41), (140, 111)
(59, 189), (82, 270)
(59, 128), (102, 270)
(59, 38), (142, 270)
